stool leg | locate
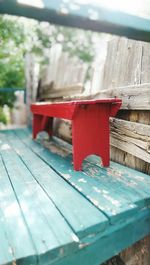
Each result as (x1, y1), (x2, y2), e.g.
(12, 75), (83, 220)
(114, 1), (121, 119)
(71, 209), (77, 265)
(32, 114), (53, 139)
(72, 104), (110, 171)
(41, 116), (53, 137)
(32, 114), (42, 139)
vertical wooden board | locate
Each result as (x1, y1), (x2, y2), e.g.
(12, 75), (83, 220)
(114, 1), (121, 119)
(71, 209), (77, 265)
(15, 129), (139, 224)
(102, 37), (143, 89)
(0, 154), (36, 265)
(141, 42), (150, 83)
(114, 38), (129, 87)
(3, 130), (109, 239)
(102, 37), (119, 90)
(120, 39), (142, 86)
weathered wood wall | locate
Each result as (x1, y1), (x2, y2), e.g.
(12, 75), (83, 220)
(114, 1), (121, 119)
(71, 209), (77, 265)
(101, 37), (150, 175)
(102, 38), (150, 89)
(102, 37), (150, 265)
(38, 45), (88, 100)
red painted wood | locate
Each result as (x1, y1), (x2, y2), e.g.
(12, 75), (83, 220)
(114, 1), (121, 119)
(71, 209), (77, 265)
(31, 99), (122, 170)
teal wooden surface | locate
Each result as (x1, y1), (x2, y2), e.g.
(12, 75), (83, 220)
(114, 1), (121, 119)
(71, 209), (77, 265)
(0, 138), (79, 265)
(36, 133), (150, 207)
(52, 208), (150, 265)
(0, 154), (36, 265)
(16, 129), (139, 224)
(0, 128), (150, 265)
(3, 130), (108, 239)
(0, 0), (150, 42)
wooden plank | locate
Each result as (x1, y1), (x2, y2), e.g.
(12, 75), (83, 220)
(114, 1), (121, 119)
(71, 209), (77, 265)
(140, 42), (150, 83)
(52, 208), (150, 265)
(111, 145), (150, 176)
(0, 134), (79, 265)
(25, 53), (39, 125)
(0, 153), (36, 265)
(84, 153), (150, 200)
(110, 111), (150, 175)
(84, 160), (150, 207)
(15, 129), (139, 224)
(0, 213), (15, 265)
(102, 38), (143, 90)
(40, 84), (84, 100)
(63, 84), (150, 110)
(117, 84), (150, 110)
(94, 84), (150, 110)
(38, 45), (87, 101)
(110, 118), (150, 163)
(1, 130), (109, 239)
(1, 0), (150, 42)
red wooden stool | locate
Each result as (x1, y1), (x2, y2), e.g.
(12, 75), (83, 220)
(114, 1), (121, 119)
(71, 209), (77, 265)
(31, 99), (122, 170)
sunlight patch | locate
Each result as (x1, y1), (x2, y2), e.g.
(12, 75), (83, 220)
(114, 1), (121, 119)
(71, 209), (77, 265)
(18, 0), (44, 8)
(1, 144), (11, 150)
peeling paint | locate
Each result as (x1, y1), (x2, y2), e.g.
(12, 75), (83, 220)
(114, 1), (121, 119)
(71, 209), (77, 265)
(71, 233), (79, 243)
(90, 198), (99, 207)
(1, 144), (11, 150)
(62, 173), (71, 179)
(103, 194), (121, 207)
(79, 242), (90, 249)
(78, 178), (87, 183)
(59, 247), (64, 256)
(43, 141), (69, 157)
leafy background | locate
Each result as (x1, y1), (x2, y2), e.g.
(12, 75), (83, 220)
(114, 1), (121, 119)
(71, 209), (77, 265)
(0, 15), (100, 123)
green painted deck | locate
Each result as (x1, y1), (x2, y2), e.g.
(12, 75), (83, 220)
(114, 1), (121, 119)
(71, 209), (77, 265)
(0, 128), (150, 265)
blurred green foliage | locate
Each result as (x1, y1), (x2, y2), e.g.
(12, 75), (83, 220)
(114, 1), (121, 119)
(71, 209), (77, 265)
(0, 16), (25, 111)
(0, 107), (7, 124)
(0, 15), (98, 123)
(35, 25), (95, 63)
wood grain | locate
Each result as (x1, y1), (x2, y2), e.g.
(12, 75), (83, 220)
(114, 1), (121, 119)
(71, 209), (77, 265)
(110, 118), (150, 163)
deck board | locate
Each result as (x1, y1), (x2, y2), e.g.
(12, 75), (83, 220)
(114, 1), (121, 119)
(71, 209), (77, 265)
(0, 154), (36, 265)
(0, 128), (150, 265)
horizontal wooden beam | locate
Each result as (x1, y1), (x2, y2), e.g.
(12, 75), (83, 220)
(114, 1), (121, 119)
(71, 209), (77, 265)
(39, 84), (84, 100)
(110, 118), (150, 163)
(93, 84), (150, 110)
(1, 0), (150, 42)
(64, 83), (150, 110)
(117, 84), (150, 110)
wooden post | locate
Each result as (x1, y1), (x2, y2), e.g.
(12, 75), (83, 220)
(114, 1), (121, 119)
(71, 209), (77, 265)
(24, 53), (39, 126)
